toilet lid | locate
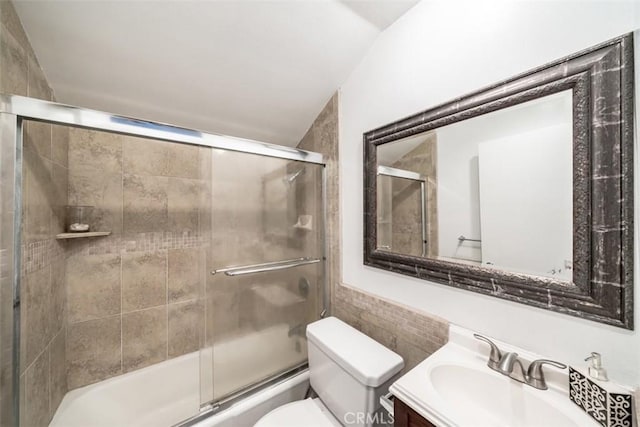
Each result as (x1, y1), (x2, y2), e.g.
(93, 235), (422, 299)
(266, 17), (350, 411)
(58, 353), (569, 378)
(254, 398), (341, 427)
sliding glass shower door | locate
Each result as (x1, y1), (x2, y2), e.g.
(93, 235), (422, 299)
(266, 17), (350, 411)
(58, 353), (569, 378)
(200, 149), (325, 407)
(0, 94), (326, 426)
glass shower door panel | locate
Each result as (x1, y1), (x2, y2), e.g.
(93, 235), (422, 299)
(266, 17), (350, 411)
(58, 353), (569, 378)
(200, 149), (324, 406)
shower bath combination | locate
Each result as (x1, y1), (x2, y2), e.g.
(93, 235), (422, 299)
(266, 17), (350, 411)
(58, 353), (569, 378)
(0, 94), (328, 427)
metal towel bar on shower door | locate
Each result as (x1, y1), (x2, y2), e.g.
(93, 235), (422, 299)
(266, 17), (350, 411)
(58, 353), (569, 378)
(211, 257), (321, 276)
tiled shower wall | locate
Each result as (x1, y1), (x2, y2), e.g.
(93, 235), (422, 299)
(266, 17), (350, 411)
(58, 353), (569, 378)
(64, 130), (209, 390)
(297, 93), (340, 296)
(0, 2), (69, 426)
(390, 136), (438, 257)
(298, 94), (450, 371)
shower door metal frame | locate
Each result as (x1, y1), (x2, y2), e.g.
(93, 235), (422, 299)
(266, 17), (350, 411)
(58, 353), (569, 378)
(0, 94), (328, 427)
(376, 165), (428, 257)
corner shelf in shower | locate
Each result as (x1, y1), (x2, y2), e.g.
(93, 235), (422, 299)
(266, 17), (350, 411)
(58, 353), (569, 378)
(56, 231), (111, 240)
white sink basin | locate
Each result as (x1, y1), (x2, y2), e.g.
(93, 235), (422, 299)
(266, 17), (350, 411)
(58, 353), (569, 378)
(429, 364), (579, 427)
(389, 326), (598, 427)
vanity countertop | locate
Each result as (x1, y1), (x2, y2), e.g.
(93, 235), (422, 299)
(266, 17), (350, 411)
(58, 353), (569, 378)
(389, 325), (598, 427)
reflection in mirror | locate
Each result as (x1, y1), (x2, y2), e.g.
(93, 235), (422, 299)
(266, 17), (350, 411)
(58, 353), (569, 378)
(376, 90), (573, 280)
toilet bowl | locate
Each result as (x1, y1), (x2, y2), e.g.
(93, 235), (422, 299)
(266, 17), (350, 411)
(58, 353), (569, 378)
(255, 317), (404, 427)
(254, 397), (340, 427)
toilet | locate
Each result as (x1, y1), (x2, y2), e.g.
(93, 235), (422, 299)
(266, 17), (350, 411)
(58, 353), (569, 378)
(255, 317), (404, 427)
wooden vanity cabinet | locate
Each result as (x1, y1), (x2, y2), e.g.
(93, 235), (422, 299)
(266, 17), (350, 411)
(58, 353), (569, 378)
(394, 397), (436, 427)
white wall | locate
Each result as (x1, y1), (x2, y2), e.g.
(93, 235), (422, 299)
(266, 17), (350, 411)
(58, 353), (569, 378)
(339, 0), (640, 385)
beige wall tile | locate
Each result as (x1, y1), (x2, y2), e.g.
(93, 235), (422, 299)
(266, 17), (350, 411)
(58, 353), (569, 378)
(168, 178), (200, 232)
(168, 248), (202, 303)
(166, 143), (199, 179)
(67, 316), (122, 389)
(51, 162), (68, 236)
(123, 136), (167, 176)
(296, 93), (340, 298)
(3, 2), (70, 420)
(168, 300), (202, 358)
(199, 146), (212, 182)
(122, 306), (167, 372)
(18, 374), (25, 427)
(0, 334), (11, 424)
(69, 128), (122, 176)
(27, 54), (51, 101)
(1, 396), (11, 427)
(1, 2), (36, 58)
(50, 256), (65, 334)
(23, 350), (49, 427)
(123, 173), (168, 234)
(24, 149), (54, 243)
(51, 125), (69, 168)
(49, 330), (66, 417)
(23, 266), (51, 367)
(0, 24), (27, 96)
(333, 283), (448, 373)
(23, 121), (52, 161)
(122, 136), (198, 179)
(68, 171), (123, 235)
(122, 251), (167, 312)
(67, 253), (121, 323)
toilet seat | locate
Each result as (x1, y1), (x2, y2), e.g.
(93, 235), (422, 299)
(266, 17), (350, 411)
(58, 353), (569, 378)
(254, 398), (342, 427)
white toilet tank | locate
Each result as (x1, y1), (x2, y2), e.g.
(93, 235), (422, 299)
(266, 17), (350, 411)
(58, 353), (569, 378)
(306, 317), (404, 427)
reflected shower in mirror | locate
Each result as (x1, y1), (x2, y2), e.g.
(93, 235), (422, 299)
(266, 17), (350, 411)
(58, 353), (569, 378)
(376, 90), (573, 280)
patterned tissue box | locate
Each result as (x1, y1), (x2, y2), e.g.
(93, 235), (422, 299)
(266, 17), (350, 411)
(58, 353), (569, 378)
(569, 367), (634, 427)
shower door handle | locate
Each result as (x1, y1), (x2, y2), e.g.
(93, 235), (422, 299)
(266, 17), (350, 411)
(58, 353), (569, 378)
(211, 257), (320, 276)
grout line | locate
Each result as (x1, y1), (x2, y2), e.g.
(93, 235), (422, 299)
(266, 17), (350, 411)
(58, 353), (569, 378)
(66, 291), (202, 328)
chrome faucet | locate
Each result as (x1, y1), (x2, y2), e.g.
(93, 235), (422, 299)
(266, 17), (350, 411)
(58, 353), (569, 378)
(473, 334), (567, 390)
(473, 334), (502, 370)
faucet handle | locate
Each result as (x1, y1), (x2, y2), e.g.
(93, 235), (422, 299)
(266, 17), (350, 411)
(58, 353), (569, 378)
(473, 334), (502, 370)
(526, 359), (567, 390)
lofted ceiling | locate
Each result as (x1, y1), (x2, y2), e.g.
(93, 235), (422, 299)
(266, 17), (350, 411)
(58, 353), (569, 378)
(13, 0), (419, 147)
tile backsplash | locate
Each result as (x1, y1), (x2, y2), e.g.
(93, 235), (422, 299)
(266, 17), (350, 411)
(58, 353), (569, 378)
(333, 283), (448, 373)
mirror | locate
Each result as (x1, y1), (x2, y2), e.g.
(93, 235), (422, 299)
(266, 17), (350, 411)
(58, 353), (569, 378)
(364, 33), (634, 329)
(376, 91), (573, 280)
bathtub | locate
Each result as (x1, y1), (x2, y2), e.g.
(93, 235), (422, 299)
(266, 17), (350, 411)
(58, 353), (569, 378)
(50, 324), (308, 427)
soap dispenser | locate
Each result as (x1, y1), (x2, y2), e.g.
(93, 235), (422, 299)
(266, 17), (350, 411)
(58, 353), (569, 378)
(569, 352), (634, 427)
(585, 352), (608, 381)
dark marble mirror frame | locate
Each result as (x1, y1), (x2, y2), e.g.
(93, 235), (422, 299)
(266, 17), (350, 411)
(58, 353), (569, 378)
(363, 33), (634, 329)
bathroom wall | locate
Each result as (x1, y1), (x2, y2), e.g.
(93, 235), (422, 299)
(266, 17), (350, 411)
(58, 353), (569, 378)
(334, 284), (447, 373)
(339, 0), (640, 386)
(299, 93), (449, 371)
(297, 93), (340, 297)
(0, 2), (69, 426)
(63, 131), (208, 391)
